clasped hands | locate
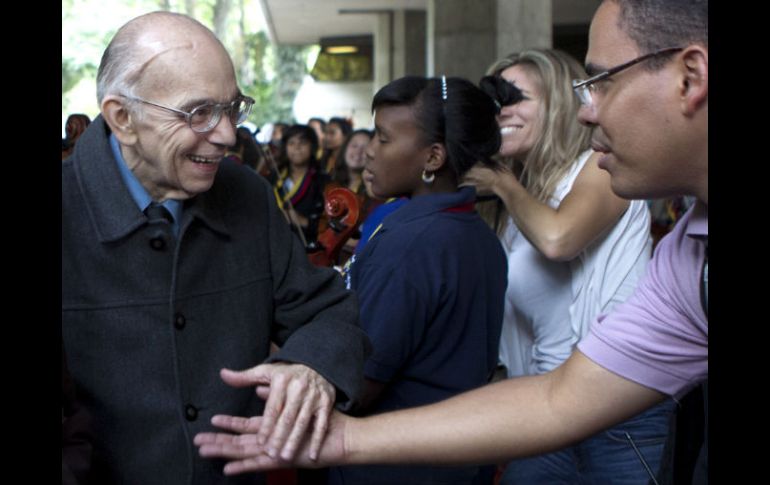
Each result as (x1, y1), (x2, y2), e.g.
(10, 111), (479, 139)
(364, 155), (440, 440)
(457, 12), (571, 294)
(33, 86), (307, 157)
(194, 362), (343, 474)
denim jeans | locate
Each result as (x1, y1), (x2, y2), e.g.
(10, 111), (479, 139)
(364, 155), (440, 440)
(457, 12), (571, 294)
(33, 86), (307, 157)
(500, 399), (675, 485)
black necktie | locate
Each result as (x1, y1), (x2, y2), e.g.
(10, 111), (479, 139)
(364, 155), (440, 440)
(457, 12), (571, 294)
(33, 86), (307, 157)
(144, 203), (174, 225)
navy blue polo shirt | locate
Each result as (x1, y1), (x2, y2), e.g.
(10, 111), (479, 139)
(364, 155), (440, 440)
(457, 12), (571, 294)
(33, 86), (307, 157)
(349, 186), (507, 412)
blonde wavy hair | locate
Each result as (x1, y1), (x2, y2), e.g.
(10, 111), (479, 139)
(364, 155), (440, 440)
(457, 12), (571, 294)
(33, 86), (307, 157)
(478, 48), (592, 235)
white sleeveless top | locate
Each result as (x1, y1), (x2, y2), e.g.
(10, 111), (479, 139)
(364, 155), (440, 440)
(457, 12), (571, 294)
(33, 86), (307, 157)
(498, 150), (652, 377)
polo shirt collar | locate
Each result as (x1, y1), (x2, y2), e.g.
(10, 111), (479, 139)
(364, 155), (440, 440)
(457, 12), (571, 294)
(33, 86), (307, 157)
(73, 115), (230, 243)
(686, 201), (708, 240)
(382, 186), (477, 229)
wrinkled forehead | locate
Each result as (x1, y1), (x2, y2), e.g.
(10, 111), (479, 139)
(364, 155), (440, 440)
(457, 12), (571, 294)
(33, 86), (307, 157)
(134, 30), (237, 99)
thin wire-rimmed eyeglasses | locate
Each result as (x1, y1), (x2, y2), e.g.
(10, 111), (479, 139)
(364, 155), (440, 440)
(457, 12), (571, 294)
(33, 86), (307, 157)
(122, 95), (255, 133)
(572, 47), (683, 106)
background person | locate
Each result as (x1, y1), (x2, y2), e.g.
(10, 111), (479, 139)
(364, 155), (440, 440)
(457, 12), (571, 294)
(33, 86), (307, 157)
(465, 48), (671, 484)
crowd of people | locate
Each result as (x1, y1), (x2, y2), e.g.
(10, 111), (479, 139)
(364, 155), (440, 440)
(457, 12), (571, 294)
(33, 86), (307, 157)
(62, 1), (708, 484)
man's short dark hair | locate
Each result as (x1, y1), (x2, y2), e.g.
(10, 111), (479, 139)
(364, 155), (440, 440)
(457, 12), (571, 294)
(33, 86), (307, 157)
(614, 0), (707, 69)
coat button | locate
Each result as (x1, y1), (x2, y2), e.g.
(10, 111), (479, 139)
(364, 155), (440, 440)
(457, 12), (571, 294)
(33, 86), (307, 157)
(149, 236), (166, 250)
(174, 313), (186, 330)
(185, 404), (198, 421)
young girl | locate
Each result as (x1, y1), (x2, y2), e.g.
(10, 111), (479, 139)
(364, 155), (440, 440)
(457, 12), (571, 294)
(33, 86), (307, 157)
(331, 129), (374, 196)
(319, 116), (352, 176)
(332, 75), (507, 485)
(329, 129), (378, 263)
(269, 124), (329, 243)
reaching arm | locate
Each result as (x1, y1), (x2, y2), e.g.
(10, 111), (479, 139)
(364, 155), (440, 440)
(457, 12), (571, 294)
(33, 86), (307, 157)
(196, 350), (665, 473)
(463, 153), (629, 261)
(345, 350), (664, 465)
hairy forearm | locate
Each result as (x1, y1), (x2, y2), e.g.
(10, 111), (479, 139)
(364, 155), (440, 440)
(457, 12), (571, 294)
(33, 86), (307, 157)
(345, 376), (558, 465)
(342, 353), (664, 466)
(193, 354), (665, 471)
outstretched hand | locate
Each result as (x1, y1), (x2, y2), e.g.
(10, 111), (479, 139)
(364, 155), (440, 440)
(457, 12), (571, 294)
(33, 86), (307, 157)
(195, 409), (348, 475)
(215, 362), (336, 462)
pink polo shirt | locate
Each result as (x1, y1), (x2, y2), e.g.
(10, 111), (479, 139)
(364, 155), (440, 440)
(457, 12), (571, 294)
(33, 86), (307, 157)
(578, 202), (708, 399)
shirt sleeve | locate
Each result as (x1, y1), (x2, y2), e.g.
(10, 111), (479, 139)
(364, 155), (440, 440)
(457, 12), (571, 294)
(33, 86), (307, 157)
(263, 177), (372, 411)
(577, 226), (708, 399)
(354, 255), (429, 383)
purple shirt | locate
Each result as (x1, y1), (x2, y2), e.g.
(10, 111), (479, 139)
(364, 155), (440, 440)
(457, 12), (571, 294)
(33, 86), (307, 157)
(578, 202), (708, 399)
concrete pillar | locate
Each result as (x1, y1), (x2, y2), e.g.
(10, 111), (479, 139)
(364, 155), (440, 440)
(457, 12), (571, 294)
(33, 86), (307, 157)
(428, 0), (552, 80)
(403, 10), (427, 77)
(496, 0), (552, 61)
(393, 10), (406, 79)
(426, 0), (435, 76)
(373, 12), (392, 94)
(374, 9), (427, 91)
(431, 0), (496, 78)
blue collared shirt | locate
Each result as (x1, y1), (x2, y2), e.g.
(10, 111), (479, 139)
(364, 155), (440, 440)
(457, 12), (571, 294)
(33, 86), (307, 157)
(348, 186), (507, 411)
(110, 134), (182, 236)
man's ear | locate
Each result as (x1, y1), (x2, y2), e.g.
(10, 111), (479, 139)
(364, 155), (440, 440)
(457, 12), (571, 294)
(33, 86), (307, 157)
(101, 95), (139, 146)
(679, 45), (708, 116)
(424, 143), (447, 173)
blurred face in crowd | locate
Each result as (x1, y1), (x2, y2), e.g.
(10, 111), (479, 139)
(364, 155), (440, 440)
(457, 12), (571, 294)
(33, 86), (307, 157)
(344, 132), (372, 171)
(324, 122), (346, 150)
(271, 125), (285, 145)
(286, 134), (313, 168)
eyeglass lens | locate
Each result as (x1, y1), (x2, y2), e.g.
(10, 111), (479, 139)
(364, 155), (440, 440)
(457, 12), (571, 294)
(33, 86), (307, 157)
(189, 99), (252, 133)
(574, 85), (591, 105)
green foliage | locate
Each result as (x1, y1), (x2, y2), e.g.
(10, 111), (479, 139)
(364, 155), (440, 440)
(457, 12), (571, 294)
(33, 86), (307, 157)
(240, 31), (313, 127)
(62, 59), (83, 95)
(62, 0), (315, 128)
(269, 44), (313, 124)
(62, 59), (96, 112)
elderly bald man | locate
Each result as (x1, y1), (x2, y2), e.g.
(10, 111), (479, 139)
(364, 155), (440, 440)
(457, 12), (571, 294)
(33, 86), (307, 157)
(61, 11), (370, 484)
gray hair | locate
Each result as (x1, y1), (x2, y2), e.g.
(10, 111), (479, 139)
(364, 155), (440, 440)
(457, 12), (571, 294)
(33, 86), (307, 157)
(95, 11), (216, 105)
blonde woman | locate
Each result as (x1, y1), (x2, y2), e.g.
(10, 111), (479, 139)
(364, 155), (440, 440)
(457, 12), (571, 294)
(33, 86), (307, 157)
(463, 48), (673, 484)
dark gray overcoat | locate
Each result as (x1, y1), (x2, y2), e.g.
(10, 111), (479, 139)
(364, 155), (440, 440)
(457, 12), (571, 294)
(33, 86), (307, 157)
(62, 116), (370, 484)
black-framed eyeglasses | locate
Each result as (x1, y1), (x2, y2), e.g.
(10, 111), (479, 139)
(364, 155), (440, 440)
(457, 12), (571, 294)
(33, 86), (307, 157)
(122, 95), (255, 133)
(572, 47), (683, 106)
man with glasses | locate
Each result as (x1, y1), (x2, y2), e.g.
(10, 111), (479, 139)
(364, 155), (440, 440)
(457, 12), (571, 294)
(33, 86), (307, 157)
(62, 11), (370, 484)
(195, 1), (708, 483)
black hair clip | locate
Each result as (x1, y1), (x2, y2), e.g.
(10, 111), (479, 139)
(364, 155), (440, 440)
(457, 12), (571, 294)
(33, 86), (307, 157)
(479, 75), (525, 113)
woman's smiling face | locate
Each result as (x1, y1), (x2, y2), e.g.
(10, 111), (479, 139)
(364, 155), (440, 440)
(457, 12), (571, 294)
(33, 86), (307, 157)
(496, 64), (543, 159)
